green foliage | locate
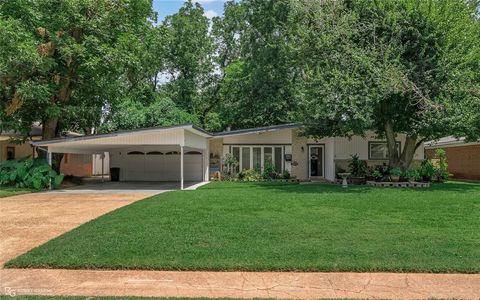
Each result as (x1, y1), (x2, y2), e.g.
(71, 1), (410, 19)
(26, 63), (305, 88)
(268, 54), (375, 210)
(404, 169), (421, 182)
(372, 170), (383, 180)
(348, 154), (368, 177)
(221, 153), (239, 180)
(435, 149), (449, 182)
(262, 162), (278, 180)
(420, 160), (436, 181)
(238, 169), (262, 182)
(389, 167), (403, 177)
(0, 158), (64, 190)
(294, 0), (480, 169)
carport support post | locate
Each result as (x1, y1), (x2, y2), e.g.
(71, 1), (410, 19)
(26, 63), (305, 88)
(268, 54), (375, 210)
(47, 150), (52, 190)
(180, 145), (184, 190)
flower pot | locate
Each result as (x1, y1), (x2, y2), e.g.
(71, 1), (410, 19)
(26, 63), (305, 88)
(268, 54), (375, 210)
(390, 175), (400, 182)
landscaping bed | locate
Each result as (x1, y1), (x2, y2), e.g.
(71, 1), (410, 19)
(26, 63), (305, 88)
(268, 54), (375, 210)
(6, 181), (480, 273)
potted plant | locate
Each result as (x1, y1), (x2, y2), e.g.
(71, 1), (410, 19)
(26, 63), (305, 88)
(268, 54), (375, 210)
(404, 169), (420, 182)
(372, 170), (383, 182)
(420, 160), (435, 182)
(389, 167), (402, 182)
(348, 154), (368, 184)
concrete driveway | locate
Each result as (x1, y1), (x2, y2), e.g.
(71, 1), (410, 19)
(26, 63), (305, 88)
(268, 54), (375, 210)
(0, 182), (183, 266)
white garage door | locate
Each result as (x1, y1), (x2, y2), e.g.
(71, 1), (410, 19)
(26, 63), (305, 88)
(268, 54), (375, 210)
(118, 150), (203, 181)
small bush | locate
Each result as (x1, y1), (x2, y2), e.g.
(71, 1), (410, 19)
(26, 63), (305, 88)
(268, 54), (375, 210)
(0, 158), (64, 190)
(262, 162), (277, 180)
(435, 149), (449, 182)
(348, 154), (368, 177)
(420, 160), (435, 181)
(281, 170), (291, 180)
(238, 169), (262, 181)
(404, 169), (421, 182)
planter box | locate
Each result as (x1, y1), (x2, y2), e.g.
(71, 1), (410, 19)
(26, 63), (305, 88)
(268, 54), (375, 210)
(366, 181), (430, 188)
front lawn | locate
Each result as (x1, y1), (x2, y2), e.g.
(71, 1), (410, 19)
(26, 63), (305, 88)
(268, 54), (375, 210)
(6, 181), (480, 273)
(0, 186), (32, 198)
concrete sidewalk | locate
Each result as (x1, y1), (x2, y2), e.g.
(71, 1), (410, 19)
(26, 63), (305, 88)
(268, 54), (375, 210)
(1, 269), (479, 299)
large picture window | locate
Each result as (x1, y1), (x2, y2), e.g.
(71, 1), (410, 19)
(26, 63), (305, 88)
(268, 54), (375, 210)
(229, 145), (286, 172)
(369, 141), (401, 160)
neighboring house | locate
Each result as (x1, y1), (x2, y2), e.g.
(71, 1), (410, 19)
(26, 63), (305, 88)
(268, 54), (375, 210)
(425, 137), (480, 180)
(1, 126), (107, 177)
(31, 123), (424, 188)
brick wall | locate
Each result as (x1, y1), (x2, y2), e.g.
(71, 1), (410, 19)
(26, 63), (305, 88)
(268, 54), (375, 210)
(425, 145), (480, 180)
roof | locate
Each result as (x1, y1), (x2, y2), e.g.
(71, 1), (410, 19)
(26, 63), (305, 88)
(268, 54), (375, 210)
(213, 123), (300, 137)
(424, 136), (480, 148)
(31, 123), (300, 146)
(31, 123), (211, 146)
(0, 124), (42, 137)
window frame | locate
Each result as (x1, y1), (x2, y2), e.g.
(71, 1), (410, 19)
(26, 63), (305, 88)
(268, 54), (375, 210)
(229, 145), (286, 173)
(368, 141), (401, 160)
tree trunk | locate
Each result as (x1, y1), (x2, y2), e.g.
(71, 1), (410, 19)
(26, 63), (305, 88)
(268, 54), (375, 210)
(384, 121), (420, 171)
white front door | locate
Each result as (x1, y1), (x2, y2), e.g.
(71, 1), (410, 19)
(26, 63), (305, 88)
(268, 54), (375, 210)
(309, 145), (324, 178)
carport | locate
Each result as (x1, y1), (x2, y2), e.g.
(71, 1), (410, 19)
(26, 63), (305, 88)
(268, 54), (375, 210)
(32, 124), (210, 190)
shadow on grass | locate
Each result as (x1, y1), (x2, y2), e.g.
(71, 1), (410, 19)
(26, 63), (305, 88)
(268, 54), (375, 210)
(199, 180), (480, 195)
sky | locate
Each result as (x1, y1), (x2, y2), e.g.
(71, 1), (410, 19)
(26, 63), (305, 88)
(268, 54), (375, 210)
(152, 0), (227, 22)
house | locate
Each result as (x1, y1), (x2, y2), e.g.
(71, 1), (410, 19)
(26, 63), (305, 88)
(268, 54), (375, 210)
(425, 136), (480, 180)
(31, 123), (425, 188)
(1, 125), (107, 177)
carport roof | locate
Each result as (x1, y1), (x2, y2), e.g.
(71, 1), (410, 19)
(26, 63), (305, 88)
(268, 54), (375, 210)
(31, 123), (211, 146)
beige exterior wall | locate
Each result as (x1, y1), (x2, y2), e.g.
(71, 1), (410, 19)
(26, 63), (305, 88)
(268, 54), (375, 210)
(290, 129), (335, 181)
(0, 140), (36, 162)
(334, 132), (424, 160)
(208, 138), (223, 175)
(222, 129), (292, 144)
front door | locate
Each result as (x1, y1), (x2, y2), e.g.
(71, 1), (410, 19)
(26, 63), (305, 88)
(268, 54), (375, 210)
(309, 145), (324, 178)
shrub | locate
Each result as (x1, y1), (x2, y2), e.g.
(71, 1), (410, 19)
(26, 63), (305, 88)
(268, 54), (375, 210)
(238, 169), (262, 181)
(372, 170), (383, 181)
(262, 162), (277, 180)
(281, 170), (291, 180)
(222, 153), (239, 180)
(420, 160), (435, 181)
(404, 169), (421, 182)
(389, 167), (403, 177)
(435, 149), (449, 182)
(0, 158), (64, 190)
(348, 154), (368, 177)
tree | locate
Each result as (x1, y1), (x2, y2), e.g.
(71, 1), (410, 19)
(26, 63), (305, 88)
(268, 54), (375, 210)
(212, 0), (299, 130)
(0, 0), (156, 170)
(160, 0), (214, 126)
(294, 0), (480, 170)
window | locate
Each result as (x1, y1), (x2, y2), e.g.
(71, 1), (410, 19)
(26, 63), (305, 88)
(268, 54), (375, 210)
(127, 151), (144, 155)
(264, 147), (272, 167)
(369, 142), (401, 160)
(6, 147), (15, 160)
(232, 147), (240, 172)
(241, 147), (250, 170)
(147, 151), (163, 155)
(274, 147), (282, 172)
(185, 151), (202, 155)
(229, 145), (286, 172)
(252, 147), (261, 169)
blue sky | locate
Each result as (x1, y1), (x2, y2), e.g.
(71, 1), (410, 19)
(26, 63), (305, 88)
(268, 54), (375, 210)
(153, 0), (226, 22)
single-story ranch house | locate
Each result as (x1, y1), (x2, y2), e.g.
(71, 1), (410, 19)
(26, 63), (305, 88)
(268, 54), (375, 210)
(32, 123), (425, 188)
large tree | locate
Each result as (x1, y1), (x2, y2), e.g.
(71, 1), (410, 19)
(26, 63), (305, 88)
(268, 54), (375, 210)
(294, 0), (480, 170)
(0, 0), (155, 169)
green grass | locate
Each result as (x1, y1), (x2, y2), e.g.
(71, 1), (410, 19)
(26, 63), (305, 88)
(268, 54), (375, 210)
(0, 186), (32, 198)
(5, 181), (480, 273)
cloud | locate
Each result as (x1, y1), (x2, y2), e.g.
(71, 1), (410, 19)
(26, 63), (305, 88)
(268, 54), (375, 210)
(204, 9), (219, 19)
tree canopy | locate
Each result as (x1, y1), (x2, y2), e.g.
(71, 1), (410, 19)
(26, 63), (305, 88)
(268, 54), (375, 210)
(1, 0), (479, 169)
